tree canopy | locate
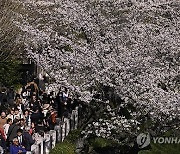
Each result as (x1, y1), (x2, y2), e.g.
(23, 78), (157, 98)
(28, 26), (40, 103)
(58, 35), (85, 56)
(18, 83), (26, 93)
(0, 0), (180, 144)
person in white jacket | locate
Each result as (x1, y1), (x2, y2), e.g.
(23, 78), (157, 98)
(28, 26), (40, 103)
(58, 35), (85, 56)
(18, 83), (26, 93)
(3, 118), (12, 139)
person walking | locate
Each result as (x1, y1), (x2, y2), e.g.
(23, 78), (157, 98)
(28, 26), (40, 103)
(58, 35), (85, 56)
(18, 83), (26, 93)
(3, 118), (12, 139)
(7, 119), (20, 144)
(22, 127), (35, 151)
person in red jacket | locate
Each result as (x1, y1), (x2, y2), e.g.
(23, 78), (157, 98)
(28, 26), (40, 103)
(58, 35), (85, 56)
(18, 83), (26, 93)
(0, 128), (6, 141)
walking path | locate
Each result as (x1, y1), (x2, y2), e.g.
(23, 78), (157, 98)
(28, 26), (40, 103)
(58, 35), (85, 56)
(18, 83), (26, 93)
(0, 78), (80, 154)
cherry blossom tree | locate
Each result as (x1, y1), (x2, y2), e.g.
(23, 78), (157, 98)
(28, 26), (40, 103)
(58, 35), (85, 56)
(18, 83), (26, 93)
(13, 0), (180, 144)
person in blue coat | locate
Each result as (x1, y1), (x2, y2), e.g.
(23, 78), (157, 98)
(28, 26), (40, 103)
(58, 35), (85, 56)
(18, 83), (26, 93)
(10, 138), (26, 154)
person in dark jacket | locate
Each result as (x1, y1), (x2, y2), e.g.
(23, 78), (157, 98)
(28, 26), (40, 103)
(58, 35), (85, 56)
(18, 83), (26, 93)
(16, 129), (23, 146)
(31, 108), (43, 124)
(7, 119), (20, 144)
(7, 87), (15, 106)
(22, 127), (35, 151)
(0, 88), (7, 107)
(56, 90), (64, 117)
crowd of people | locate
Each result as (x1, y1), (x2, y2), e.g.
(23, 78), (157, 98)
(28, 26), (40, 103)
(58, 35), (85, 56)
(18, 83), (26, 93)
(0, 78), (79, 154)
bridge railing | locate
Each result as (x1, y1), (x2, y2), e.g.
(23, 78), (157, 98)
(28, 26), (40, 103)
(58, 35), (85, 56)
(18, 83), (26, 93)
(27, 107), (79, 154)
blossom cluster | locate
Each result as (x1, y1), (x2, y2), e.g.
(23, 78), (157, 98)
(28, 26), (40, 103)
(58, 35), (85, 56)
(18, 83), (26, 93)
(10, 0), (180, 141)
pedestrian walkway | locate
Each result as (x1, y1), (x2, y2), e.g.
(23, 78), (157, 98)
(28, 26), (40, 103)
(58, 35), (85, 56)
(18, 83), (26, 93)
(0, 78), (80, 154)
(29, 107), (79, 154)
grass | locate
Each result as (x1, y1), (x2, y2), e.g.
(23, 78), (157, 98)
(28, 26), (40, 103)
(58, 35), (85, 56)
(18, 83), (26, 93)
(50, 141), (75, 154)
(138, 143), (180, 154)
(50, 129), (81, 154)
(91, 137), (114, 148)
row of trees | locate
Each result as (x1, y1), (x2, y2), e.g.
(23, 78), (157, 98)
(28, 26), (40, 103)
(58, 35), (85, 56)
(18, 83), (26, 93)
(0, 0), (25, 87)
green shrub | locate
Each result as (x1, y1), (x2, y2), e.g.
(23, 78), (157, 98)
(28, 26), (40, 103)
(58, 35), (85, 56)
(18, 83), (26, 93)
(50, 141), (75, 154)
(88, 137), (118, 149)
(0, 60), (22, 87)
(65, 129), (81, 143)
(91, 138), (113, 148)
